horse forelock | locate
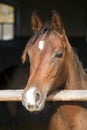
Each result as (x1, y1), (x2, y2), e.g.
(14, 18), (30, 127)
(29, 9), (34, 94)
(22, 22), (53, 63)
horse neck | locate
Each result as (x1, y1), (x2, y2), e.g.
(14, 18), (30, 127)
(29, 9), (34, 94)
(65, 49), (87, 90)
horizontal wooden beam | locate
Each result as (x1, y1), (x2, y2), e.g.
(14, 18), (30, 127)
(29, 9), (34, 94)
(0, 90), (23, 101)
(47, 90), (87, 101)
(0, 90), (87, 101)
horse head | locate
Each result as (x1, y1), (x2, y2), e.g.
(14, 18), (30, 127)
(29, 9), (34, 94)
(21, 11), (85, 112)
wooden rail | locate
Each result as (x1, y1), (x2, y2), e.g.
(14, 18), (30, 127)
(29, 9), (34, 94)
(0, 90), (87, 101)
(0, 90), (23, 101)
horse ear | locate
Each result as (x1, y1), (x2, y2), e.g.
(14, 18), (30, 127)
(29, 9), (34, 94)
(51, 10), (65, 34)
(31, 11), (43, 32)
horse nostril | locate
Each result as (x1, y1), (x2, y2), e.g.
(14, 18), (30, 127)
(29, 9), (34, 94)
(27, 103), (30, 109)
(34, 92), (41, 102)
(27, 104), (35, 110)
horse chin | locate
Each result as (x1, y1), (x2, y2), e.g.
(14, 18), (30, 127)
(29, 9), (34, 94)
(25, 100), (45, 112)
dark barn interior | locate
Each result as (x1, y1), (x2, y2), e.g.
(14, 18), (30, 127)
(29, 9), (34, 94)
(0, 0), (87, 130)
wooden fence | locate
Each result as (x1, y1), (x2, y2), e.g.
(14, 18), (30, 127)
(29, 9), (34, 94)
(0, 89), (87, 102)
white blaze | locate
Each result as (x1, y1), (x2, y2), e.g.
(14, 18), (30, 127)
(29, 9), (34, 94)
(38, 40), (45, 50)
(25, 87), (36, 106)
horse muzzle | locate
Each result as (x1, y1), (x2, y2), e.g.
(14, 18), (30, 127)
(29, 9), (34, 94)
(22, 86), (46, 112)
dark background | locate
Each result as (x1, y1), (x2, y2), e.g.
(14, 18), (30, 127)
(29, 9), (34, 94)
(18, 0), (86, 37)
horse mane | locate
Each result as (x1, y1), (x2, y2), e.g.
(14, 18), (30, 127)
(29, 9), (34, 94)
(73, 50), (86, 75)
(66, 46), (87, 90)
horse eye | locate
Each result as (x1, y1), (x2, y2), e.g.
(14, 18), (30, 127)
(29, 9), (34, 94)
(55, 51), (63, 58)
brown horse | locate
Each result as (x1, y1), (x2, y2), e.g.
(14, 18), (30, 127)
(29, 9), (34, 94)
(22, 11), (87, 130)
